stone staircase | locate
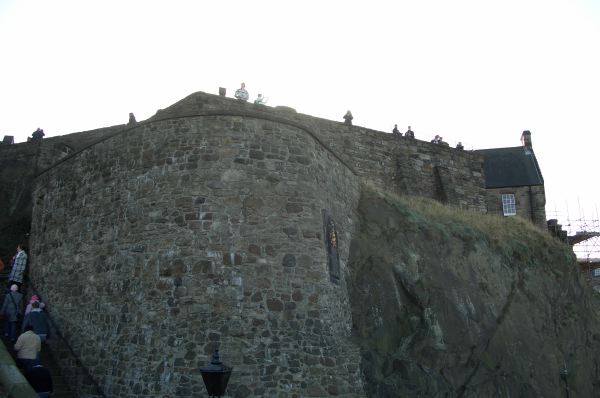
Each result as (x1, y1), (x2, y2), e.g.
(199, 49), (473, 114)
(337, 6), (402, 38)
(0, 272), (77, 397)
(0, 333), (76, 397)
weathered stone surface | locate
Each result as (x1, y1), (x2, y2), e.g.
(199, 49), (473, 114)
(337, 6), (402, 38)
(29, 106), (363, 397)
(5, 91), (567, 398)
(282, 254), (296, 267)
(348, 188), (600, 397)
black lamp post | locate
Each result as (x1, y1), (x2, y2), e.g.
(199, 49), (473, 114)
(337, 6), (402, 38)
(200, 349), (232, 397)
(560, 362), (570, 398)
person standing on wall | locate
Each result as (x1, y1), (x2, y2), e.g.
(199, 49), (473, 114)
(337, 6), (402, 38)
(1, 284), (23, 341)
(343, 110), (353, 125)
(234, 82), (249, 101)
(8, 243), (27, 290)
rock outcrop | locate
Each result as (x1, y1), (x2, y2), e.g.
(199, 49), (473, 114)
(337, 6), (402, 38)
(348, 187), (600, 397)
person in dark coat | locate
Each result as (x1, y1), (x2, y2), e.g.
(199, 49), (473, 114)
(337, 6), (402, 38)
(343, 110), (353, 125)
(22, 301), (51, 342)
(31, 128), (45, 141)
(1, 284), (23, 341)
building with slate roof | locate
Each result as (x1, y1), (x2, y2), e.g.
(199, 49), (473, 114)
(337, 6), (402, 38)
(474, 131), (547, 228)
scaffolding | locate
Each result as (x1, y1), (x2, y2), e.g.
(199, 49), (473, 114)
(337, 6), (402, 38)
(547, 204), (600, 292)
(548, 207), (600, 292)
(547, 203), (600, 260)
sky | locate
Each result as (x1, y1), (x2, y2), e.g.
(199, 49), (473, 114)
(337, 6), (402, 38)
(1, 0), (599, 254)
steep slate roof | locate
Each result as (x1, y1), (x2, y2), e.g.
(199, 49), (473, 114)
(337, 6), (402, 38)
(474, 146), (544, 189)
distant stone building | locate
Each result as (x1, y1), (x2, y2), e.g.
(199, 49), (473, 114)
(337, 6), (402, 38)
(475, 131), (546, 228)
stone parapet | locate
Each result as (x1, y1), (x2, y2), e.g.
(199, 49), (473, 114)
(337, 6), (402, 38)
(147, 92), (487, 211)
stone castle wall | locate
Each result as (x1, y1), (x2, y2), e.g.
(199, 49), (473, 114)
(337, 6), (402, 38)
(0, 140), (72, 262)
(10, 91), (490, 397)
(150, 92), (487, 211)
(0, 124), (124, 262)
(31, 113), (364, 397)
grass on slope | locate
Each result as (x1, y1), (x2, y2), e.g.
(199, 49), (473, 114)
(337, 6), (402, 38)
(361, 183), (574, 266)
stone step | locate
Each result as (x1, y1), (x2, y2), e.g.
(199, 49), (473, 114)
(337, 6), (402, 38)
(39, 344), (78, 398)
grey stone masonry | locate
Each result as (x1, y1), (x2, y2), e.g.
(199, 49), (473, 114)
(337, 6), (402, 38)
(22, 91), (490, 397)
(148, 92), (487, 212)
(31, 112), (363, 397)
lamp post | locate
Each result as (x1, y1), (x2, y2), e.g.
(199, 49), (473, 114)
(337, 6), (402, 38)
(560, 362), (569, 398)
(200, 349), (232, 397)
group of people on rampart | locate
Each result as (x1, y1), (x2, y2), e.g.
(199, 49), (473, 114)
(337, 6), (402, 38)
(0, 243), (53, 397)
(392, 124), (464, 149)
(0, 127), (45, 146)
(234, 82), (268, 105)
(228, 83), (467, 150)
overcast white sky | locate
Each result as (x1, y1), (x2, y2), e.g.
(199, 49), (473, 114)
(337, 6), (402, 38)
(1, 0), (599, 247)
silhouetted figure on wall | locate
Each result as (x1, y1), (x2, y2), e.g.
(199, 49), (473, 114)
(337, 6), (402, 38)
(392, 124), (401, 137)
(431, 135), (449, 146)
(405, 126), (415, 138)
(128, 113), (137, 125)
(343, 110), (353, 125)
(456, 142), (464, 150)
(31, 128), (44, 141)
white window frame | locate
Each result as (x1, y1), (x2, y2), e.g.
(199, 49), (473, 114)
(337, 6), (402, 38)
(502, 194), (516, 216)
(593, 268), (600, 277)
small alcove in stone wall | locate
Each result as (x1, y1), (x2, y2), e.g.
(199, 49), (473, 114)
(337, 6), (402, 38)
(322, 209), (340, 283)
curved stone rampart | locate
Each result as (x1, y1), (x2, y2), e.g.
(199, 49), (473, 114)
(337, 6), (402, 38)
(150, 92), (486, 211)
(32, 91), (486, 214)
(30, 113), (364, 397)
(0, 141), (73, 261)
(19, 91), (490, 397)
(0, 124), (124, 260)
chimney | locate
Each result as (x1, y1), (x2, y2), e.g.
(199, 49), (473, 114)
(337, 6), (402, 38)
(521, 130), (532, 150)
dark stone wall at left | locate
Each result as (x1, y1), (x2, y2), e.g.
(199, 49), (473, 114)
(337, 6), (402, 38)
(0, 142), (40, 262)
(0, 125), (125, 263)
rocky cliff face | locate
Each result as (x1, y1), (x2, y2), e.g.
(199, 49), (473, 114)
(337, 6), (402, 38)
(348, 187), (600, 397)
